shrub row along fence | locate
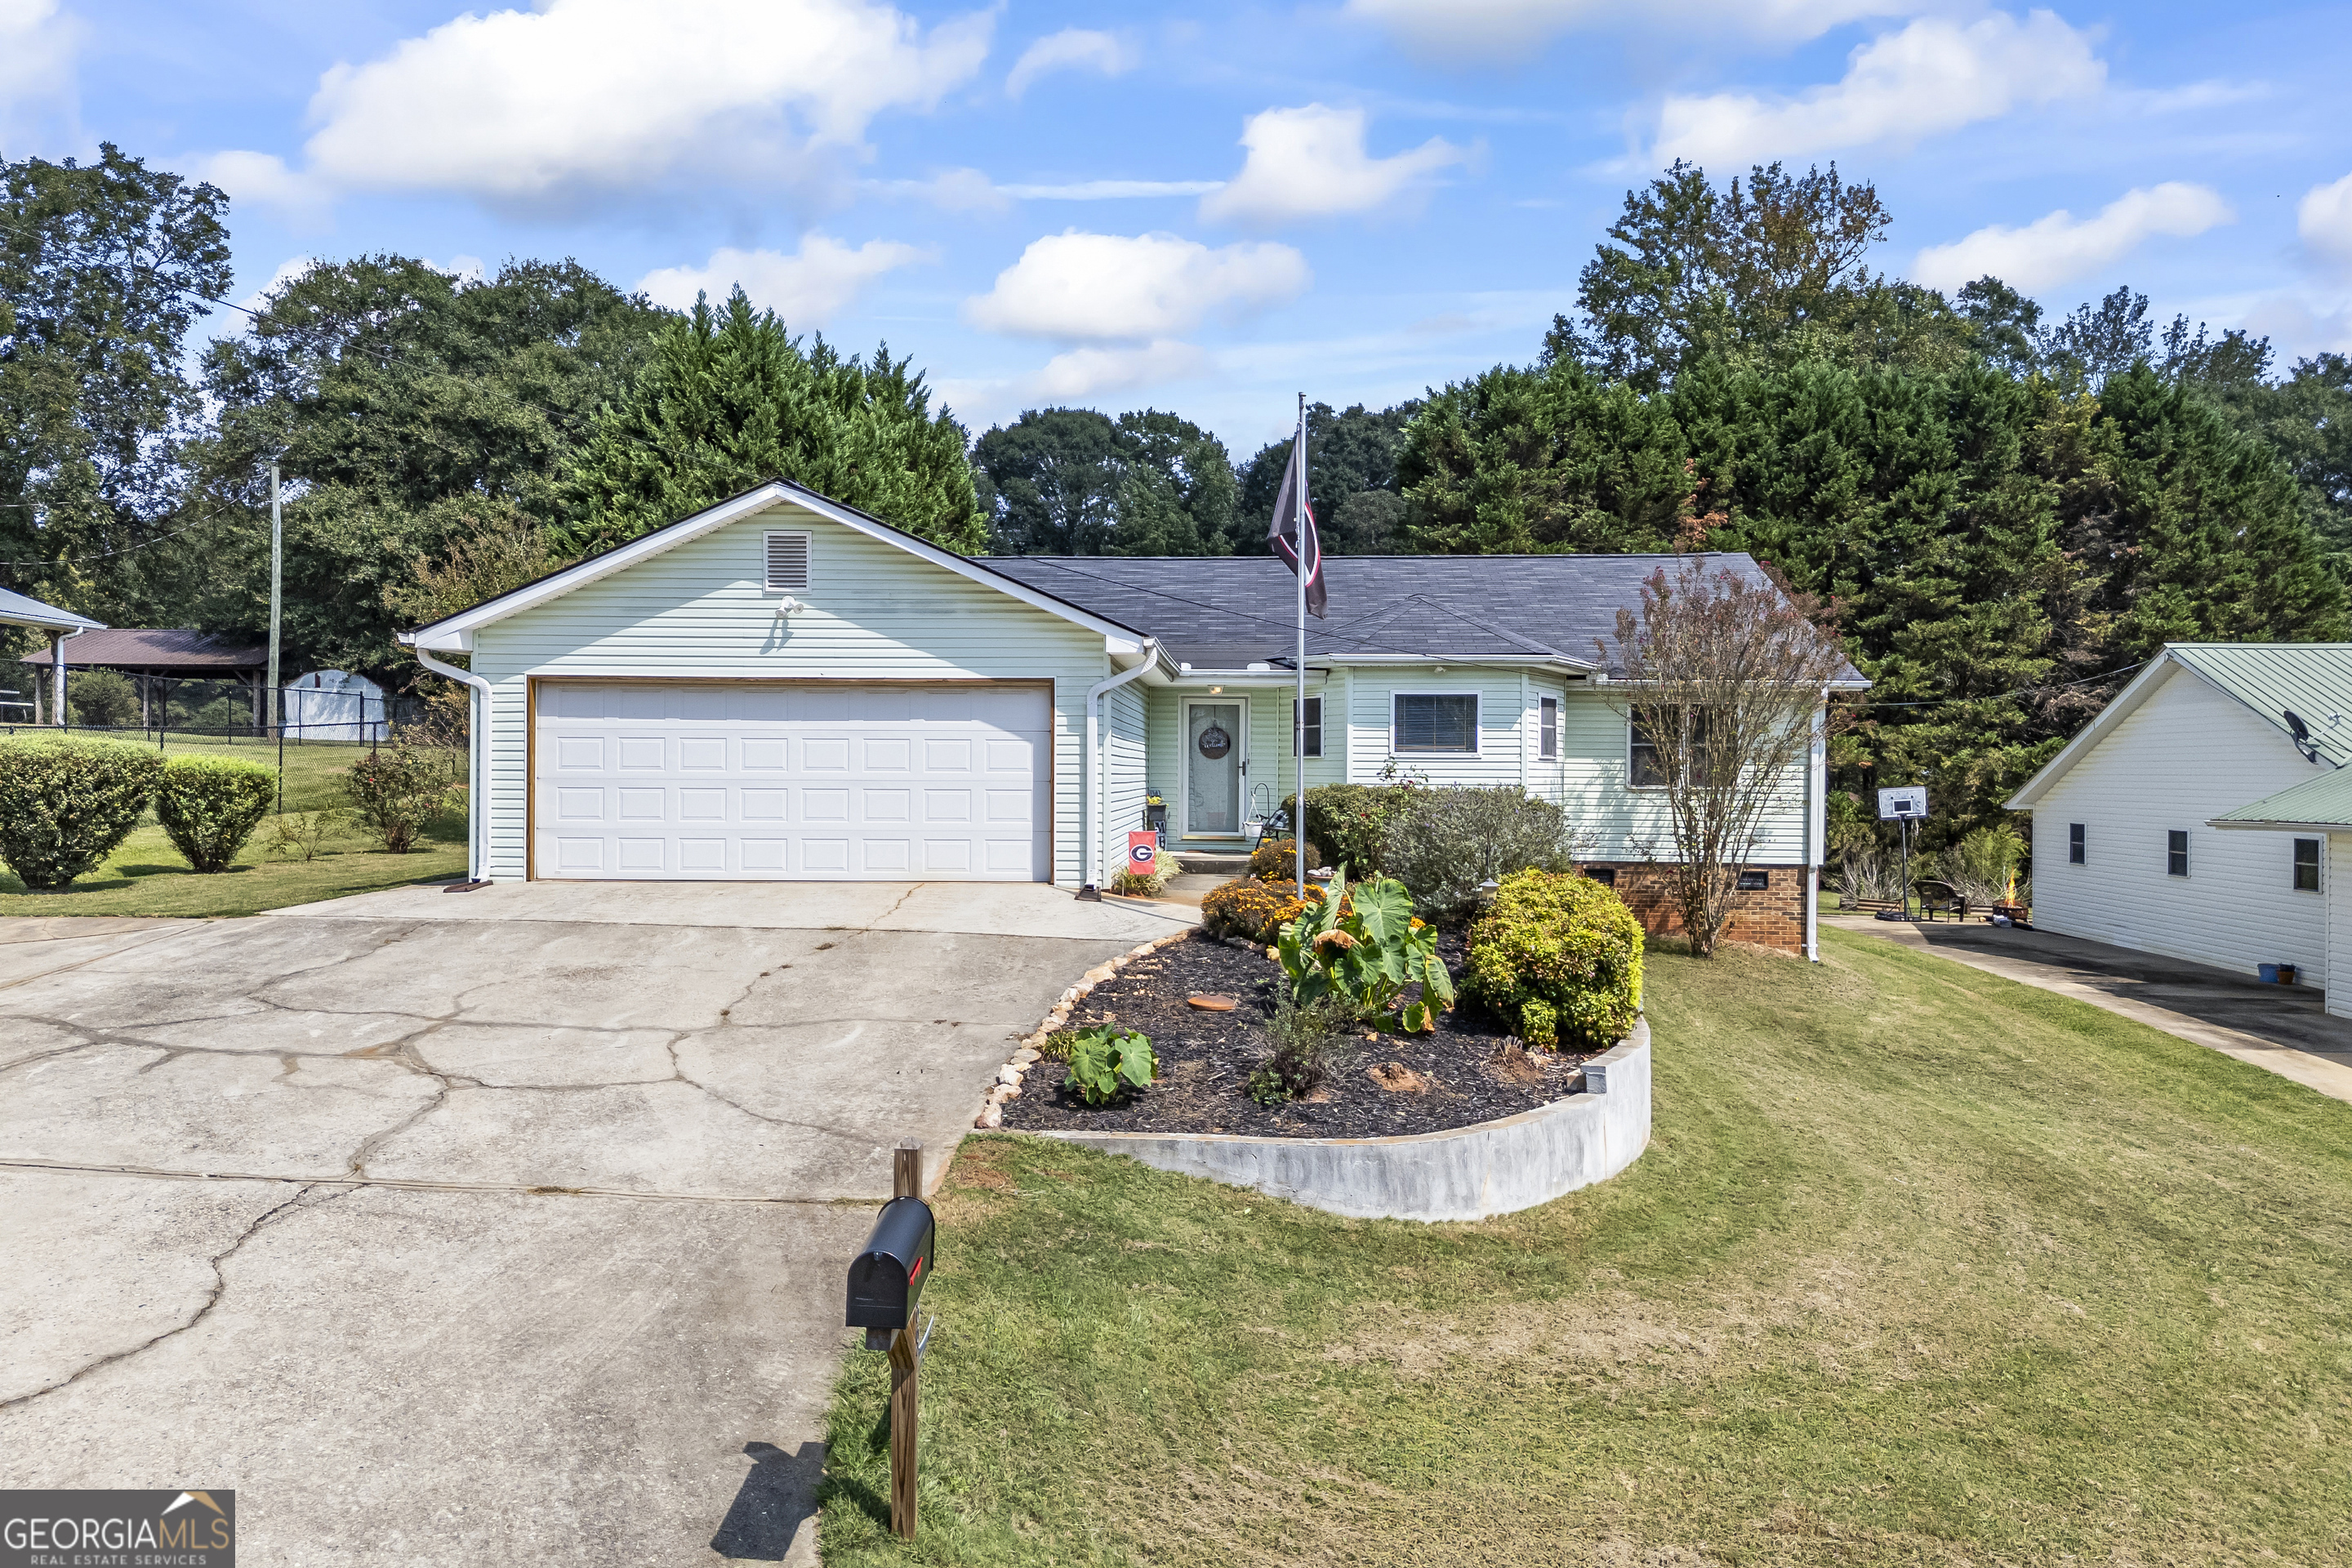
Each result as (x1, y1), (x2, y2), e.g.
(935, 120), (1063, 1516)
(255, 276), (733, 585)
(0, 735), (464, 893)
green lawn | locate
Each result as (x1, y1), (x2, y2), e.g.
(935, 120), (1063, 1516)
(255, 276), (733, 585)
(818, 928), (2352, 1566)
(0, 736), (469, 916)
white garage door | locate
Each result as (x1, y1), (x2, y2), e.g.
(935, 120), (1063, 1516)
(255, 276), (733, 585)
(533, 681), (1050, 881)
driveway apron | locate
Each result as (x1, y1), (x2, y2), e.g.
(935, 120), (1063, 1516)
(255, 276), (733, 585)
(0, 881), (1190, 1566)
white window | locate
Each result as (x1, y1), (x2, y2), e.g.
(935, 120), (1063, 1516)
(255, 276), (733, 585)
(1539, 696), (1558, 760)
(764, 531), (812, 592)
(1628, 709), (1709, 789)
(1293, 697), (1322, 757)
(1393, 693), (1478, 754)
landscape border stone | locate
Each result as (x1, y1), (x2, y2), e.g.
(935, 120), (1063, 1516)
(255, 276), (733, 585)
(973, 926), (1201, 1129)
(1027, 1020), (1651, 1223)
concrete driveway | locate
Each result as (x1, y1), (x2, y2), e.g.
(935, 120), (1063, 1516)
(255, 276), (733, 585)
(0, 881), (1189, 1565)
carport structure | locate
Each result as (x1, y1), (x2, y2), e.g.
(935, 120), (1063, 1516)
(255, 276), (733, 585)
(0, 585), (105, 724)
(12, 626), (268, 729)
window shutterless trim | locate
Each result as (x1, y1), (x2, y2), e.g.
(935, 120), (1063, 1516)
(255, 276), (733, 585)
(1539, 695), (1558, 760)
(1391, 691), (1479, 755)
(2167, 829), (2189, 877)
(2294, 835), (2321, 892)
(1293, 696), (1321, 758)
(2068, 822), (2085, 864)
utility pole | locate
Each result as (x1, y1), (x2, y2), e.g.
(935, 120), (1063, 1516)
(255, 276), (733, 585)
(267, 460), (283, 738)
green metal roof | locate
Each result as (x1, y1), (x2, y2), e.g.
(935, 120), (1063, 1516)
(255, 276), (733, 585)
(2166, 643), (2352, 767)
(2212, 763), (2352, 831)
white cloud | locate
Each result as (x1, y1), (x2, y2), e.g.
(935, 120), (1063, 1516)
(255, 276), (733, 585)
(1345, 0), (1922, 60)
(1653, 10), (2104, 167)
(221, 0), (992, 204)
(1005, 28), (1134, 98)
(1912, 184), (2233, 292)
(638, 236), (930, 326)
(0, 0), (79, 136)
(1029, 341), (1211, 399)
(2297, 172), (2352, 269)
(233, 255), (318, 314)
(1200, 105), (1467, 225)
(197, 150), (330, 220)
(1000, 179), (1225, 200)
(964, 231), (1310, 341)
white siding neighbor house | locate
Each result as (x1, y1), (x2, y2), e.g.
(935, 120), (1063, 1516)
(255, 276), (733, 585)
(2006, 644), (2352, 993)
(399, 481), (1853, 954)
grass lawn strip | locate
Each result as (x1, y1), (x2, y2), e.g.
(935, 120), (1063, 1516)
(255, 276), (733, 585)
(0, 737), (467, 916)
(817, 927), (2352, 1566)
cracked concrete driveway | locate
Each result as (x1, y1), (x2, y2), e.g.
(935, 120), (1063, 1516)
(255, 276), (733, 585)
(0, 881), (1188, 1566)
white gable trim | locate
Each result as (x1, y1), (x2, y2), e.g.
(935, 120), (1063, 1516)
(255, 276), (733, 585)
(2007, 656), (2182, 809)
(404, 481), (1149, 653)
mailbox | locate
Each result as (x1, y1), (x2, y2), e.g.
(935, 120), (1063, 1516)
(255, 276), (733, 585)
(846, 1196), (935, 1331)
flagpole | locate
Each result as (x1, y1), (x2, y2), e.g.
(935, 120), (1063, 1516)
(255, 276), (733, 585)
(1294, 392), (1307, 900)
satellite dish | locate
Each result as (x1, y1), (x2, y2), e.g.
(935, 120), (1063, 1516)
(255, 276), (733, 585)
(2285, 709), (2323, 764)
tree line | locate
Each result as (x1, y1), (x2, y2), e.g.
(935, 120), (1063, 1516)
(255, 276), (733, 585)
(7, 146), (2347, 833)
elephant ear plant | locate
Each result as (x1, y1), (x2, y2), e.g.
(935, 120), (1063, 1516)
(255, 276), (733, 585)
(1276, 864), (1456, 1032)
(0, 737), (165, 891)
(1062, 1024), (1158, 1107)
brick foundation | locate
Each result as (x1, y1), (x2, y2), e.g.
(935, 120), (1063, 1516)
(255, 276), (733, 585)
(1584, 863), (1806, 955)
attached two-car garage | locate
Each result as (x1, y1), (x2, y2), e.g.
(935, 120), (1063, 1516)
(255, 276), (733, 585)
(532, 680), (1051, 881)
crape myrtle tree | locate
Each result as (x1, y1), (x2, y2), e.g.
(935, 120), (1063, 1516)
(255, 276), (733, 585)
(0, 145), (231, 635)
(562, 287), (984, 558)
(1605, 559), (1852, 957)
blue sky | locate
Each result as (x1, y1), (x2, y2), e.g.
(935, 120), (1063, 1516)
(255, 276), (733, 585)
(8, 0), (2352, 456)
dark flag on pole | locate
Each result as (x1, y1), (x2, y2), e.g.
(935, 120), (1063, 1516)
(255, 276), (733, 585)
(1267, 419), (1326, 619)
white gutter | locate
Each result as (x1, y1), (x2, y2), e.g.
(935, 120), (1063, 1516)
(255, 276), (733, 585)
(1083, 639), (1158, 898)
(403, 637), (493, 884)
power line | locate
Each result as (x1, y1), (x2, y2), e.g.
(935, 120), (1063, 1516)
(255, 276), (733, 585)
(1860, 659), (2149, 709)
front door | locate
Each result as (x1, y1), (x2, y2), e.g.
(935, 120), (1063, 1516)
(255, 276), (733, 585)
(1183, 699), (1246, 839)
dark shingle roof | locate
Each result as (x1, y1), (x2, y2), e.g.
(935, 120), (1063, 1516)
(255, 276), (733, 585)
(982, 553), (1782, 674)
(15, 628), (266, 672)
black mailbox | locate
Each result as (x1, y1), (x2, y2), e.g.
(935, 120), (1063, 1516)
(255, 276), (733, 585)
(846, 1196), (935, 1331)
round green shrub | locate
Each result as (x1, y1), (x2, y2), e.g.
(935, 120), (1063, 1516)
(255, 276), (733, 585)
(1248, 836), (1323, 880)
(1463, 869), (1644, 1049)
(156, 755), (278, 873)
(0, 737), (165, 890)
(1280, 783), (1415, 875)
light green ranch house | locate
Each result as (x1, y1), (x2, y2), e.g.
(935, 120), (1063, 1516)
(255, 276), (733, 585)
(399, 481), (1841, 956)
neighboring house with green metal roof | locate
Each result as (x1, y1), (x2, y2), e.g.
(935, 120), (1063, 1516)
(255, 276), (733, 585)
(2007, 644), (2352, 996)
(2209, 757), (2352, 1021)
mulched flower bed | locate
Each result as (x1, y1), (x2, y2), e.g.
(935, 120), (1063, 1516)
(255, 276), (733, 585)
(1001, 929), (1599, 1140)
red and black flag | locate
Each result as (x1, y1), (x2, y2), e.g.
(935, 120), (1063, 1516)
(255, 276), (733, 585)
(1267, 416), (1326, 619)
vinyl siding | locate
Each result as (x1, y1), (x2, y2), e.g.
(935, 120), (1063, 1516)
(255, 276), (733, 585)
(1146, 676), (1337, 842)
(1101, 678), (1147, 880)
(2332, 835), (2352, 1020)
(467, 501), (1111, 884)
(1144, 670), (1808, 863)
(2029, 666), (2329, 985)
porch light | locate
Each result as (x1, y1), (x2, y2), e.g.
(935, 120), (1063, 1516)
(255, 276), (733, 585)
(1209, 685), (1223, 693)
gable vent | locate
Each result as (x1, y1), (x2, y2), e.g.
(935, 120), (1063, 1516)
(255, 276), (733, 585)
(764, 531), (811, 592)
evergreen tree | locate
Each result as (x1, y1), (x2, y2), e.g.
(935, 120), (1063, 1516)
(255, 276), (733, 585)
(1235, 399), (1419, 552)
(561, 287), (983, 558)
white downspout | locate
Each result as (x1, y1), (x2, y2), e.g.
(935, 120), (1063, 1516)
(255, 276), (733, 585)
(1805, 691), (1826, 963)
(408, 639), (493, 884)
(1083, 640), (1157, 898)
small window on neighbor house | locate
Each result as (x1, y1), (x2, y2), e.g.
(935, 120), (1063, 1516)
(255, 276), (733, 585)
(1394, 693), (1478, 754)
(764, 531), (811, 591)
(2167, 830), (2189, 877)
(1736, 869), (1770, 891)
(2069, 822), (2085, 865)
(1539, 697), (1558, 760)
(1293, 697), (1322, 758)
(1629, 709), (1710, 788)
(1584, 867), (1618, 888)
(2295, 837), (2321, 892)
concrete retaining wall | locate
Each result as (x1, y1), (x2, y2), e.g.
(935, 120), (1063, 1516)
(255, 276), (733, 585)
(1036, 1019), (1651, 1223)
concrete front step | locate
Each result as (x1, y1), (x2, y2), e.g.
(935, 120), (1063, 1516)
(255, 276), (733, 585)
(1173, 852), (1252, 875)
